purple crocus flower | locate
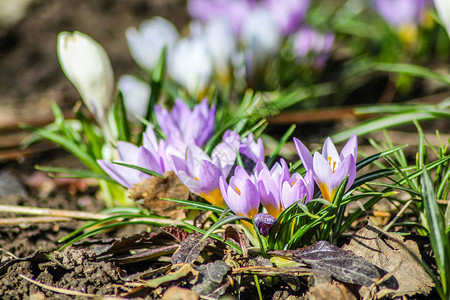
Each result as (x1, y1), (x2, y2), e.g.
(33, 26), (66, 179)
(293, 27), (335, 69)
(188, 0), (255, 34)
(294, 135), (357, 202)
(263, 0), (310, 35)
(255, 159), (314, 217)
(168, 144), (228, 208)
(97, 140), (166, 189)
(374, 0), (426, 28)
(155, 98), (216, 151)
(219, 166), (260, 219)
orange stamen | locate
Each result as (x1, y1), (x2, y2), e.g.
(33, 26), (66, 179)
(234, 187), (241, 195)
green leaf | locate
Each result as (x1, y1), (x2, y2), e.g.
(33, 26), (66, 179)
(21, 125), (101, 172)
(421, 167), (450, 297)
(356, 145), (406, 171)
(331, 111), (449, 143)
(35, 165), (114, 182)
(267, 124), (296, 168)
(161, 198), (225, 214)
(201, 215), (251, 241)
(112, 91), (131, 142)
(180, 221), (243, 254)
(374, 62), (450, 85)
(112, 162), (164, 178)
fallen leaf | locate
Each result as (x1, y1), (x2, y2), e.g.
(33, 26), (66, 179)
(161, 226), (190, 243)
(342, 222), (433, 297)
(145, 263), (199, 288)
(129, 171), (189, 219)
(171, 233), (210, 265)
(292, 240), (393, 287)
(224, 225), (250, 257)
(192, 260), (230, 296)
(309, 282), (357, 300)
(92, 231), (178, 257)
(162, 286), (199, 300)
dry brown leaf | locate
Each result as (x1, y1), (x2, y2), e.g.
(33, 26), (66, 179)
(342, 222), (433, 298)
(129, 171), (189, 219)
(309, 282), (357, 300)
(161, 286), (199, 300)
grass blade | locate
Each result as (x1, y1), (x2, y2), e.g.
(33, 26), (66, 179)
(421, 167), (449, 297)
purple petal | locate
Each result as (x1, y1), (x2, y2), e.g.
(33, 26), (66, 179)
(294, 137), (313, 171)
(98, 160), (141, 188)
(312, 152), (332, 187)
(321, 137), (339, 163)
(116, 141), (139, 163)
(340, 134), (357, 162)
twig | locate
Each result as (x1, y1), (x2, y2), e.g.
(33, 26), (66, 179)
(0, 216), (72, 226)
(383, 199), (413, 231)
(20, 274), (126, 299)
(0, 204), (186, 226)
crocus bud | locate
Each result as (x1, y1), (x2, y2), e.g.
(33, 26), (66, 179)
(126, 17), (179, 72)
(254, 213), (277, 236)
(57, 31), (114, 130)
(434, 0), (450, 37)
(118, 75), (151, 122)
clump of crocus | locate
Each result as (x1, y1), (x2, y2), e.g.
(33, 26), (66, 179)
(293, 27), (335, 69)
(57, 31), (114, 141)
(254, 159), (314, 218)
(294, 135), (357, 202)
(155, 99), (216, 151)
(374, 0), (426, 44)
(168, 129), (264, 207)
(98, 99), (216, 189)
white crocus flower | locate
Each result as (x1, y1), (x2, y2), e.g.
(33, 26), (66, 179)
(118, 75), (151, 122)
(168, 35), (213, 99)
(241, 8), (281, 59)
(57, 31), (114, 139)
(204, 17), (237, 85)
(240, 8), (281, 79)
(434, 0), (450, 38)
(126, 17), (179, 72)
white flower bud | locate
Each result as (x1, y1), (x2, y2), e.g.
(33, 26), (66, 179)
(126, 17), (179, 72)
(57, 31), (114, 126)
(434, 0), (450, 37)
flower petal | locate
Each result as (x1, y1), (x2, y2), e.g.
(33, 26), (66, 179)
(294, 137), (313, 171)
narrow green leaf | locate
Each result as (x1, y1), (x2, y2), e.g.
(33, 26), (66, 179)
(180, 221), (243, 254)
(35, 165), (114, 182)
(331, 111), (449, 143)
(113, 91), (131, 142)
(112, 162), (164, 178)
(356, 146), (406, 171)
(22, 125), (100, 172)
(421, 167), (449, 296)
(374, 62), (450, 85)
(267, 124), (296, 168)
(201, 215), (251, 241)
(161, 198), (225, 214)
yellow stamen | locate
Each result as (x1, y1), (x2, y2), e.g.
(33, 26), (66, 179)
(194, 177), (199, 181)
(332, 161), (337, 173)
(200, 189), (226, 208)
